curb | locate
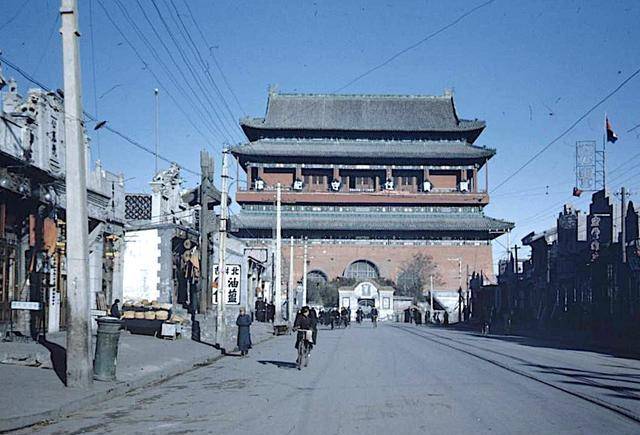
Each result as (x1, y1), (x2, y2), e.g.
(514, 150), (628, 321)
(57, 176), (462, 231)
(0, 332), (275, 433)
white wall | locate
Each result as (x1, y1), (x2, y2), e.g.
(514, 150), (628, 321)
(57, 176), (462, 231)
(122, 229), (161, 302)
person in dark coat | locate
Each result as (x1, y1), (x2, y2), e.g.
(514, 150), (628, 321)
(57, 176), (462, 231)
(236, 307), (252, 356)
(443, 310), (449, 326)
(309, 307), (318, 347)
(414, 308), (423, 325)
(110, 299), (121, 318)
(294, 306), (313, 350)
(266, 302), (275, 323)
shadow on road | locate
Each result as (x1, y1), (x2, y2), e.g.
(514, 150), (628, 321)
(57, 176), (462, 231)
(38, 337), (67, 385)
(441, 323), (640, 361)
(257, 360), (297, 369)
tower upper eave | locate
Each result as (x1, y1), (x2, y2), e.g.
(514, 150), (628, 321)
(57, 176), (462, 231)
(240, 90), (486, 143)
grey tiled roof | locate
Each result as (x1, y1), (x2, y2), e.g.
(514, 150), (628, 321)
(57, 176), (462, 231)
(231, 211), (514, 234)
(230, 139), (495, 160)
(241, 92), (485, 133)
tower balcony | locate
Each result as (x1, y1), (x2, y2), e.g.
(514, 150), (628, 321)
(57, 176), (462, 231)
(235, 187), (489, 206)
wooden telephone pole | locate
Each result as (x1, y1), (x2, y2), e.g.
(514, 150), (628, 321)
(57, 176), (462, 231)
(61, 0), (92, 388)
(199, 150), (215, 313)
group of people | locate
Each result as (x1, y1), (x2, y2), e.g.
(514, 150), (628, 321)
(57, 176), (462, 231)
(355, 307), (379, 326)
(254, 298), (276, 323)
(317, 307), (351, 329)
(404, 307), (449, 326)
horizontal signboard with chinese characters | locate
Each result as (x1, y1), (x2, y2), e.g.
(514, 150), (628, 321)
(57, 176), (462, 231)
(11, 301), (42, 310)
(212, 264), (241, 305)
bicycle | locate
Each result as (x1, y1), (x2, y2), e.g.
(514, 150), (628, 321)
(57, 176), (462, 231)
(372, 316), (378, 328)
(296, 329), (312, 370)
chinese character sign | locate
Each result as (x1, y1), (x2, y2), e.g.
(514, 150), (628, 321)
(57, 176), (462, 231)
(212, 264), (242, 305)
(590, 215), (601, 262)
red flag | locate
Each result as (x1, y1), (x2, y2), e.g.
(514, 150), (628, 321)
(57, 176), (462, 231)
(606, 117), (618, 143)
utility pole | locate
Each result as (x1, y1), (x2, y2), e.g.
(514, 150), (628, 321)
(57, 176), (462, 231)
(154, 88), (159, 175)
(429, 275), (434, 323)
(466, 264), (470, 319)
(199, 150), (214, 313)
(621, 186), (627, 263)
(61, 0), (91, 388)
(302, 238), (308, 307)
(215, 149), (229, 346)
(512, 244), (520, 314)
(513, 245), (520, 275)
(274, 183), (282, 323)
(288, 236), (294, 325)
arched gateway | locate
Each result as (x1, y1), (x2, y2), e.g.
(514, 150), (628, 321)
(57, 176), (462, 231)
(338, 281), (394, 321)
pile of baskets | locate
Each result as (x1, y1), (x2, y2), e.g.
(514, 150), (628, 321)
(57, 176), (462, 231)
(122, 300), (172, 321)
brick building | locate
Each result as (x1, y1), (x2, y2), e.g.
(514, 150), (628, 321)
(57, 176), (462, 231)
(230, 88), (513, 314)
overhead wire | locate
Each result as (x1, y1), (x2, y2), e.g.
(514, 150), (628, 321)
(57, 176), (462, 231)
(167, 0), (245, 141)
(97, 0), (219, 154)
(148, 0), (237, 144)
(492, 64), (640, 192)
(0, 0), (31, 33)
(182, 0), (246, 116)
(88, 0), (101, 160)
(111, 0), (224, 143)
(31, 12), (59, 77)
(335, 0), (496, 92)
(0, 54), (201, 177)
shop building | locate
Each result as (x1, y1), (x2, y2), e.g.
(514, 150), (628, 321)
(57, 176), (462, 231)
(0, 76), (125, 336)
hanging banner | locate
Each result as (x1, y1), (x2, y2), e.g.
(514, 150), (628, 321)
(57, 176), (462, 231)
(212, 264), (241, 305)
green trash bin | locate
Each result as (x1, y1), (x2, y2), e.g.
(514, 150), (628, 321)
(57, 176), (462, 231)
(93, 316), (123, 381)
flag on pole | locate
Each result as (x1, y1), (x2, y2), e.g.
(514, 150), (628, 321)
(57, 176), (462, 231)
(606, 117), (618, 143)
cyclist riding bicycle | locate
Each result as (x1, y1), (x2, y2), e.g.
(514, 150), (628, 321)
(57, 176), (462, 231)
(371, 307), (379, 327)
(294, 306), (313, 370)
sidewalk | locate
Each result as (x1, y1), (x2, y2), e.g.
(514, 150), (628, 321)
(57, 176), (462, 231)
(0, 321), (274, 433)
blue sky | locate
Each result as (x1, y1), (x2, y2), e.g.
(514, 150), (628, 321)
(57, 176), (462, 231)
(2, 0), (640, 266)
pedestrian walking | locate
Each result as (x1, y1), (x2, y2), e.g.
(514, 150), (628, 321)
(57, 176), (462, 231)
(414, 309), (422, 325)
(443, 310), (449, 326)
(236, 307), (252, 357)
(310, 307), (318, 346)
(266, 302), (275, 323)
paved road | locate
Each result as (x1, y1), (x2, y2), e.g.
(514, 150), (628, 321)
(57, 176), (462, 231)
(19, 323), (640, 434)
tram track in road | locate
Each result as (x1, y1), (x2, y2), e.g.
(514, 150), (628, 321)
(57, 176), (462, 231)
(391, 324), (640, 425)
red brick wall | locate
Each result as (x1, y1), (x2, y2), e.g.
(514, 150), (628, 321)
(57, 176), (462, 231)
(262, 169), (294, 186)
(282, 242), (495, 291)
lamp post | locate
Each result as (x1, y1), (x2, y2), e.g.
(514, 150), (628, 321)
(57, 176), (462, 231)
(448, 257), (463, 323)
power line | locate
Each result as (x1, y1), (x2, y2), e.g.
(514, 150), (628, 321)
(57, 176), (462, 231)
(492, 65), (640, 192)
(97, 0), (218, 147)
(180, 0), (246, 116)
(335, 0), (496, 92)
(0, 0), (31, 33)
(111, 0), (224, 143)
(0, 54), (200, 177)
(31, 12), (59, 77)
(148, 0), (238, 143)
(88, 0), (101, 160)
(167, 0), (245, 140)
